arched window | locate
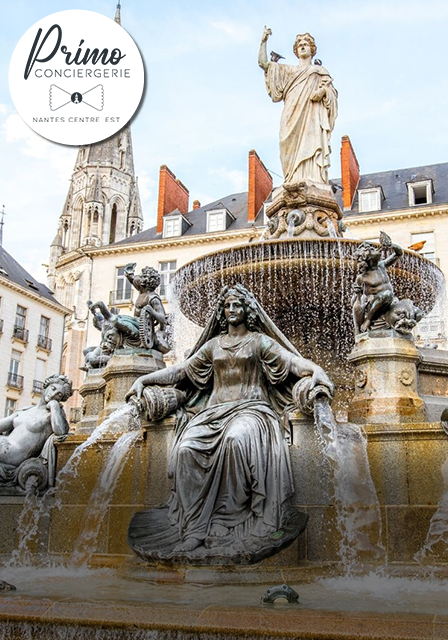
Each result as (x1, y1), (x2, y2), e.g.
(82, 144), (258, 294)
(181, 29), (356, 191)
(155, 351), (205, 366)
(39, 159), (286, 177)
(109, 202), (118, 244)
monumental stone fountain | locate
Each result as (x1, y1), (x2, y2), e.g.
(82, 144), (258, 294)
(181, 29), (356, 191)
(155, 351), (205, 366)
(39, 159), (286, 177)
(1, 25), (448, 640)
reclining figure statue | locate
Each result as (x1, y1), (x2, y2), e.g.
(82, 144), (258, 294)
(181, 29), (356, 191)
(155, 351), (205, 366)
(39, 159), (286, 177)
(0, 374), (73, 492)
(82, 265), (170, 370)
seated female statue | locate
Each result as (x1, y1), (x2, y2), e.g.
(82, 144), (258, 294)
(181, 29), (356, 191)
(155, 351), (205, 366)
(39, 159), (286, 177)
(126, 284), (333, 563)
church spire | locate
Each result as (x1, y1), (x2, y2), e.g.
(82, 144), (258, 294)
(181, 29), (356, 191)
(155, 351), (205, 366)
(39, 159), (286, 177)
(114, 2), (121, 25)
(48, 1), (143, 257)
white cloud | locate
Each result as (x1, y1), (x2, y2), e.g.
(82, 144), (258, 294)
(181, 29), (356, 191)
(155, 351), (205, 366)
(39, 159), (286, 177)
(2, 114), (74, 180)
(209, 167), (246, 192)
(137, 169), (154, 204)
(209, 19), (252, 42)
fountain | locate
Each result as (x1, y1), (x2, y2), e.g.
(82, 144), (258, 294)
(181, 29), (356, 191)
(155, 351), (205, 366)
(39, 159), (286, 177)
(1, 24), (448, 640)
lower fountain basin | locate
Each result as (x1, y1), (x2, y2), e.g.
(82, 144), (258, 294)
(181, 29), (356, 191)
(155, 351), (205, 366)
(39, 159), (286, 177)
(1, 567), (448, 640)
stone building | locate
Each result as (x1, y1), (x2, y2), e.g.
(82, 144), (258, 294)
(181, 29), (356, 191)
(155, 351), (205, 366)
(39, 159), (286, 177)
(0, 246), (67, 416)
(48, 131), (448, 414)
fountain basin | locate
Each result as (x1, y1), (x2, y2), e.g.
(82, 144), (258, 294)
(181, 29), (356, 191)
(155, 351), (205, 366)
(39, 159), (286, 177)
(174, 239), (444, 401)
(1, 569), (448, 640)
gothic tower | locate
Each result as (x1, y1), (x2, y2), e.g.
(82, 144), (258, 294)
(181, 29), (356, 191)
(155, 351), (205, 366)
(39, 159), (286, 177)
(47, 3), (144, 412)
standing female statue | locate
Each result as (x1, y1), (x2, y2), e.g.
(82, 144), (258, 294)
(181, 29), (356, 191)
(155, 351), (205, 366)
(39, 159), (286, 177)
(126, 285), (333, 564)
(259, 28), (338, 186)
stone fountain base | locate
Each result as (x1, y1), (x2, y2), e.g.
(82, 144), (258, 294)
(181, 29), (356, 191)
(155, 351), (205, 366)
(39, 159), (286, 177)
(2, 413), (447, 571)
(1, 569), (448, 640)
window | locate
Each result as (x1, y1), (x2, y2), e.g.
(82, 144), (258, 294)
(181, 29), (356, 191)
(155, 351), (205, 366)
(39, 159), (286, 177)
(39, 316), (50, 338)
(4, 398), (16, 417)
(411, 231), (436, 261)
(8, 350), (23, 389)
(207, 211), (226, 233)
(15, 305), (27, 329)
(408, 181), (432, 206)
(159, 261), (177, 298)
(163, 217), (181, 238)
(358, 189), (381, 213)
(9, 350), (21, 376)
(114, 267), (133, 303)
(34, 358), (45, 383)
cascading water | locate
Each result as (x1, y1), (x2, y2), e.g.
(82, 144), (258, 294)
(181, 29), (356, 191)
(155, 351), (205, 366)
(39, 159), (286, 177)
(69, 428), (141, 569)
(5, 404), (138, 569)
(313, 395), (386, 573)
(415, 454), (448, 564)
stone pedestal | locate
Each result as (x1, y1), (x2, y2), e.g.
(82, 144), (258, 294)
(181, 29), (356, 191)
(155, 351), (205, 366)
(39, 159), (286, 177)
(99, 349), (165, 421)
(348, 330), (425, 424)
(77, 370), (106, 434)
(265, 181), (343, 239)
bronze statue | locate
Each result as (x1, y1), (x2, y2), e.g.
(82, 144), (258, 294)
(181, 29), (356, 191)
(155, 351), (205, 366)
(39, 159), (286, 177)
(352, 232), (423, 335)
(82, 266), (170, 370)
(124, 263), (170, 353)
(0, 374), (73, 491)
(126, 284), (333, 564)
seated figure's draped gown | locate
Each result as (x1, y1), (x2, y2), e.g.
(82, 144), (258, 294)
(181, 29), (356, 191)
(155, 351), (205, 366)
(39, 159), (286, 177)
(166, 332), (296, 544)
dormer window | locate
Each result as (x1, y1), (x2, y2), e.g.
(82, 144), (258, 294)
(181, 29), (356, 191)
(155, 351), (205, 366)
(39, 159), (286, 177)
(408, 180), (433, 206)
(358, 188), (382, 213)
(163, 216), (182, 238)
(206, 207), (235, 233)
(207, 210), (226, 233)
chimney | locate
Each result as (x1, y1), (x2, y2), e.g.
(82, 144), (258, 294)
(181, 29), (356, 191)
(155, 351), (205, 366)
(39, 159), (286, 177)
(193, 199), (201, 210)
(248, 149), (273, 223)
(340, 135), (360, 210)
(156, 165), (189, 234)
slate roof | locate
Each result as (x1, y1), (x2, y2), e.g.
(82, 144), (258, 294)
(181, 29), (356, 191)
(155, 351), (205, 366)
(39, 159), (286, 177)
(113, 162), (448, 247)
(340, 162), (448, 216)
(113, 191), (263, 246)
(0, 245), (61, 305)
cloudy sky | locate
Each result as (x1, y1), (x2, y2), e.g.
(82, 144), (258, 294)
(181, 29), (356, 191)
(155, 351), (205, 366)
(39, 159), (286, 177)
(1, 0), (447, 281)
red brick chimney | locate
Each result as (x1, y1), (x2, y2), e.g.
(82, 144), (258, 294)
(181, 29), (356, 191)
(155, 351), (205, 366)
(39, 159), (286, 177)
(340, 135), (360, 210)
(156, 165), (189, 233)
(192, 199), (201, 210)
(248, 149), (273, 223)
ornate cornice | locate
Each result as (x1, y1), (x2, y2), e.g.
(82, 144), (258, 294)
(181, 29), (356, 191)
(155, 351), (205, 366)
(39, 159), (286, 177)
(56, 228), (263, 265)
(0, 276), (69, 314)
(346, 205), (448, 226)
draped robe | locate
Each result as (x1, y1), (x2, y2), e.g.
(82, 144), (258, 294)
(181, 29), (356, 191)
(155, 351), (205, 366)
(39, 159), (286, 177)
(166, 332), (297, 544)
(265, 61), (338, 185)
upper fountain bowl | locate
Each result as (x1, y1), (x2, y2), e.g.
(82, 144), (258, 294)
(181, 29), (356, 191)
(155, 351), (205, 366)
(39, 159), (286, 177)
(173, 238), (445, 379)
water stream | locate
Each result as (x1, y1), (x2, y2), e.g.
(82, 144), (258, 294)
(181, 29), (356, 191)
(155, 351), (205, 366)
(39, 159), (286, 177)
(5, 404), (138, 569)
(69, 429), (141, 569)
(415, 455), (448, 563)
(313, 396), (386, 573)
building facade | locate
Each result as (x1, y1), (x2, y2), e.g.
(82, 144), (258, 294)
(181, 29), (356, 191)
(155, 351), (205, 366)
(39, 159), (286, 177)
(49, 133), (448, 414)
(0, 246), (67, 416)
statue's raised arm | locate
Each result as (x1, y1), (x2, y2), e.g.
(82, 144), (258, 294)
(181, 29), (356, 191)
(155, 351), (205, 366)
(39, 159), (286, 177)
(260, 31), (337, 187)
(258, 25), (272, 71)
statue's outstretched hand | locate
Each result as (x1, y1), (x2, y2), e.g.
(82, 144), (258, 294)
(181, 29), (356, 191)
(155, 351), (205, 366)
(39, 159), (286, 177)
(311, 368), (334, 399)
(261, 26), (272, 43)
(124, 262), (137, 275)
(126, 379), (144, 402)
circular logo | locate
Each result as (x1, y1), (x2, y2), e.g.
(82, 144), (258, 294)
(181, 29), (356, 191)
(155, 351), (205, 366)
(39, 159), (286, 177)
(9, 10), (144, 145)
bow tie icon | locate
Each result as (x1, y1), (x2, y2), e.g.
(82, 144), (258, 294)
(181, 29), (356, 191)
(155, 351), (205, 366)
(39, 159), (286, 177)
(49, 84), (104, 111)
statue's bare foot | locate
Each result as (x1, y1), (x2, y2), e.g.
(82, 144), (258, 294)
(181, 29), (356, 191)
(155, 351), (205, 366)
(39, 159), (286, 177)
(209, 523), (229, 537)
(173, 537), (202, 553)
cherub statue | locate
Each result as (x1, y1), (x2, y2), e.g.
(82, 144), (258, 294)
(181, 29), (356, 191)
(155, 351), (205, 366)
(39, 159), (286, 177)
(0, 374), (73, 490)
(352, 232), (423, 335)
(124, 264), (170, 354)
